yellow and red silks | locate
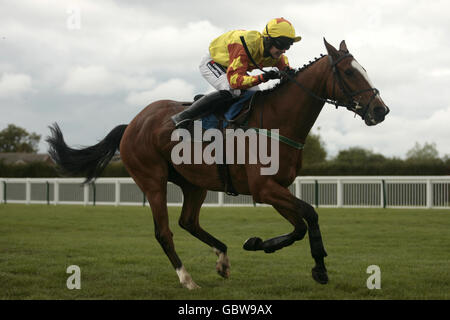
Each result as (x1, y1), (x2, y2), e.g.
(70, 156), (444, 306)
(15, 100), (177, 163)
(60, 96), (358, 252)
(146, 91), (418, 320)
(208, 30), (290, 90)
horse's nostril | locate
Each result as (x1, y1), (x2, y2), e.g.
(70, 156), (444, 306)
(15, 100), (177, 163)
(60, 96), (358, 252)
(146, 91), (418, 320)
(374, 106), (384, 114)
(373, 107), (386, 122)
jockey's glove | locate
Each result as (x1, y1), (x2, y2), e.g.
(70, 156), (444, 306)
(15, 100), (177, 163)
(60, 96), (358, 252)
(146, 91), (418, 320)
(284, 67), (297, 78)
(259, 70), (281, 82)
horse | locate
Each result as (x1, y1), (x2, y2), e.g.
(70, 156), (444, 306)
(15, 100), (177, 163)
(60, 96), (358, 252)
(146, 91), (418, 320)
(46, 39), (389, 290)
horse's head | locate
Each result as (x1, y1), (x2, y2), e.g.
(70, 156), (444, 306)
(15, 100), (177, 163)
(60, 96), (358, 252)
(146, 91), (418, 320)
(324, 39), (389, 126)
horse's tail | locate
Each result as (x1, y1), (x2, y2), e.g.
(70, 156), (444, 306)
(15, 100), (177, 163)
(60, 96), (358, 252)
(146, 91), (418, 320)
(46, 123), (128, 184)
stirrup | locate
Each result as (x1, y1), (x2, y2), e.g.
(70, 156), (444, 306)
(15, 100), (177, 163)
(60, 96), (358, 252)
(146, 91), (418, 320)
(171, 90), (233, 129)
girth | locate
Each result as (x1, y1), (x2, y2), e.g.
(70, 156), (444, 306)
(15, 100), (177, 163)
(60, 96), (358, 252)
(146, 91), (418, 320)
(216, 119), (239, 196)
(213, 93), (256, 196)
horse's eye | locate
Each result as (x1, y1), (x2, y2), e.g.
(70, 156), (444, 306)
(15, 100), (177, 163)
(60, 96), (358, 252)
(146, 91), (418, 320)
(344, 69), (354, 76)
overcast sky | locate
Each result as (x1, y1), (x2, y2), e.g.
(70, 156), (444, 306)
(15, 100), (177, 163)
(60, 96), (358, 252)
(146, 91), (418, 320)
(1, 0), (449, 159)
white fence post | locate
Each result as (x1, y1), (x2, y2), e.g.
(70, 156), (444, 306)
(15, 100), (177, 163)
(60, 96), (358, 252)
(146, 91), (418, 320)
(83, 183), (89, 206)
(426, 179), (433, 209)
(337, 179), (343, 208)
(295, 179), (301, 199)
(115, 179), (120, 207)
(218, 192), (224, 207)
(54, 179), (59, 205)
(0, 179), (4, 204)
(26, 178), (31, 205)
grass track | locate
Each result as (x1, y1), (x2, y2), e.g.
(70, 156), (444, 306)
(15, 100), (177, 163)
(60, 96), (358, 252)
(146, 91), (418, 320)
(0, 204), (449, 300)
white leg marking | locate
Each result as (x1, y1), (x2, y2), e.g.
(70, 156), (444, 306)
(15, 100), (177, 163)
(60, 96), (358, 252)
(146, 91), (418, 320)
(176, 265), (200, 290)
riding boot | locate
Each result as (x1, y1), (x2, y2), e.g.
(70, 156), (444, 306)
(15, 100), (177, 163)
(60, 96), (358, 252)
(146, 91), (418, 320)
(171, 90), (233, 128)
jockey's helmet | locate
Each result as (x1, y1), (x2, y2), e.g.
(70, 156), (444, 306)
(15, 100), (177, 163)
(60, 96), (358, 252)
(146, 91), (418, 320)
(263, 18), (301, 50)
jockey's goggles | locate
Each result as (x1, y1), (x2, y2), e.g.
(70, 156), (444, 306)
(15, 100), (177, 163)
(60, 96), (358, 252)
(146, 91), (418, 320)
(271, 37), (294, 51)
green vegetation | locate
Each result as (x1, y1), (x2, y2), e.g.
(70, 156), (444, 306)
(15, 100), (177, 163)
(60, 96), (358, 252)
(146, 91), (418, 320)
(0, 123), (448, 177)
(1, 204), (448, 299)
(0, 124), (41, 153)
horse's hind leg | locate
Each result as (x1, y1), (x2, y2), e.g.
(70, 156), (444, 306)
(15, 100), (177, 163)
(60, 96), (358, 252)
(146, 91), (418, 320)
(178, 183), (230, 278)
(131, 169), (200, 290)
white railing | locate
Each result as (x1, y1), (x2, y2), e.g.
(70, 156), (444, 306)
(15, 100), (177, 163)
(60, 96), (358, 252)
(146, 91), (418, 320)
(0, 176), (449, 209)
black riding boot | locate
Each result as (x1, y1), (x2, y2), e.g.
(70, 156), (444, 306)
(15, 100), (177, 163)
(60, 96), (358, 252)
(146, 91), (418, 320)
(171, 90), (233, 128)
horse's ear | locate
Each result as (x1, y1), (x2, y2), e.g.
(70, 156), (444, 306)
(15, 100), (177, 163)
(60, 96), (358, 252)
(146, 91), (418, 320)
(339, 40), (349, 53)
(324, 38), (339, 61)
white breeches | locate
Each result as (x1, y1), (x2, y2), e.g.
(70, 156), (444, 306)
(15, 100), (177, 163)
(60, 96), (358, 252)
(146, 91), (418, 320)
(198, 52), (260, 97)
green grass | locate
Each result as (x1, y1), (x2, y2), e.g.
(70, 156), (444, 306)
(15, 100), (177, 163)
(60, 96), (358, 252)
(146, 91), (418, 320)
(0, 204), (449, 300)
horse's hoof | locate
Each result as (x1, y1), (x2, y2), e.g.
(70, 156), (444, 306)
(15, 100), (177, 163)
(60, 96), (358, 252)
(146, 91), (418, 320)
(312, 267), (329, 284)
(213, 248), (230, 279)
(184, 281), (201, 290)
(177, 265), (201, 290)
(216, 264), (230, 279)
(243, 237), (263, 251)
(263, 247), (276, 254)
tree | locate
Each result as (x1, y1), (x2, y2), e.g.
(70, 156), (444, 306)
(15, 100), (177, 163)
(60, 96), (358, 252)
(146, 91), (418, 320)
(406, 142), (440, 162)
(333, 147), (386, 165)
(0, 124), (41, 153)
(302, 132), (327, 166)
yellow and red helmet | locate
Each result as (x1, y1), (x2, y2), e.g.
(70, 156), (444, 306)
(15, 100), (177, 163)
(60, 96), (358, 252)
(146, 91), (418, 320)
(263, 18), (301, 43)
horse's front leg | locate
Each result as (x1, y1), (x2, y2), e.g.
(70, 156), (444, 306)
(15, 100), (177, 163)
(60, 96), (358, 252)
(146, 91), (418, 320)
(249, 179), (328, 284)
(301, 201), (328, 284)
(243, 204), (308, 254)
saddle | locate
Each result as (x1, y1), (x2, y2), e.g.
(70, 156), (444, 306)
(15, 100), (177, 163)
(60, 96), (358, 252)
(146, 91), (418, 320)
(198, 90), (256, 130)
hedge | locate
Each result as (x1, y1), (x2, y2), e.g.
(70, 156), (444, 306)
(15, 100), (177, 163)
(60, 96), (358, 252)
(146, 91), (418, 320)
(0, 161), (448, 178)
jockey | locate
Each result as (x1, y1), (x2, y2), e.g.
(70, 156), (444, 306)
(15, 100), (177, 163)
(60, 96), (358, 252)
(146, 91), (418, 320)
(171, 17), (301, 128)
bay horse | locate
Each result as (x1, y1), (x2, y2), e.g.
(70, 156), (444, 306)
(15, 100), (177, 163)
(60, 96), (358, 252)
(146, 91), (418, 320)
(47, 39), (389, 290)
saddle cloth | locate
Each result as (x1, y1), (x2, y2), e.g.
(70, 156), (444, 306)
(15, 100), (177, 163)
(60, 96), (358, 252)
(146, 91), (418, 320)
(200, 90), (256, 130)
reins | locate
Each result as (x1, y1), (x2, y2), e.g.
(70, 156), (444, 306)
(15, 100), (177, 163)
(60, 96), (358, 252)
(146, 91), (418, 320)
(239, 35), (380, 119)
(279, 53), (380, 120)
(238, 37), (385, 149)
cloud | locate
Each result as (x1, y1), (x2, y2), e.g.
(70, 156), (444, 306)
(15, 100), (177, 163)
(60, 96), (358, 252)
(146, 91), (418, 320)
(125, 78), (195, 107)
(119, 20), (223, 73)
(0, 73), (33, 98)
(61, 65), (156, 95)
(61, 66), (115, 95)
(1, 0), (450, 158)
(315, 105), (450, 158)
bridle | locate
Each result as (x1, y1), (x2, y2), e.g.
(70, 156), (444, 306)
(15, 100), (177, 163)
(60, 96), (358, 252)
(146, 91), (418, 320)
(239, 36), (388, 121)
(280, 53), (386, 121)
(328, 53), (383, 120)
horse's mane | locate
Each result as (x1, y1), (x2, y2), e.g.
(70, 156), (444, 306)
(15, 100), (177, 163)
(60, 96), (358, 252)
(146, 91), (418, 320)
(260, 54), (327, 95)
